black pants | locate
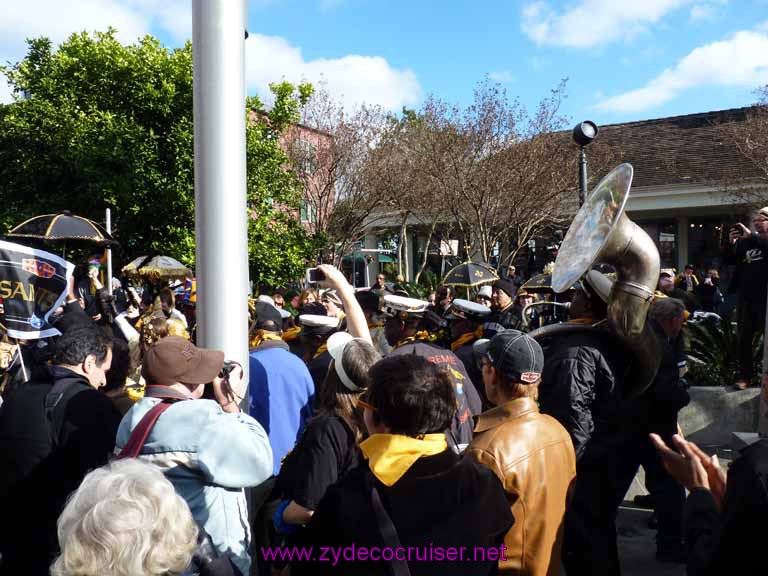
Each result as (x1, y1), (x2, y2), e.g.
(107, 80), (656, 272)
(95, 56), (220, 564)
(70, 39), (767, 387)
(615, 432), (685, 548)
(563, 449), (622, 576)
(737, 298), (766, 380)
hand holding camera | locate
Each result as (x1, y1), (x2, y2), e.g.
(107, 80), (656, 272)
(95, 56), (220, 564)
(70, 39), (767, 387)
(213, 360), (244, 413)
(729, 223), (750, 244)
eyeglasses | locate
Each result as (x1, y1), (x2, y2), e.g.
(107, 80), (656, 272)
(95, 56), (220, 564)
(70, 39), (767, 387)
(357, 398), (375, 412)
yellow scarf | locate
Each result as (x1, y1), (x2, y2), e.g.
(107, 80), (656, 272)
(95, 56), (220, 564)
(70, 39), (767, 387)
(282, 326), (301, 342)
(450, 326), (484, 351)
(313, 342), (329, 360)
(360, 433), (448, 487)
(393, 330), (431, 350)
(250, 330), (284, 349)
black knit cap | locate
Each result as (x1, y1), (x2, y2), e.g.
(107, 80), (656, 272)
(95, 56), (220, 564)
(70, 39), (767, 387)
(492, 278), (516, 298)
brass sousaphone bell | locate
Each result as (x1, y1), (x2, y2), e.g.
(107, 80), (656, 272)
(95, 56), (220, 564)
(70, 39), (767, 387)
(538, 163), (661, 397)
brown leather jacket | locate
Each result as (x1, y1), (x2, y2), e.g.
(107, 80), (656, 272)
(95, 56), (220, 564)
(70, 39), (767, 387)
(467, 397), (576, 576)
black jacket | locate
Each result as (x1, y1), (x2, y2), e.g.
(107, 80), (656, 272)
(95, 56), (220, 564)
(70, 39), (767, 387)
(292, 449), (513, 576)
(685, 439), (768, 576)
(624, 321), (689, 438)
(725, 233), (768, 307)
(491, 304), (523, 331)
(539, 328), (627, 461)
(0, 367), (121, 575)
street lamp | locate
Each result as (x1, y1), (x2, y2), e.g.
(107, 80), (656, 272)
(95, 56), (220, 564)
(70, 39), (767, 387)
(572, 120), (598, 206)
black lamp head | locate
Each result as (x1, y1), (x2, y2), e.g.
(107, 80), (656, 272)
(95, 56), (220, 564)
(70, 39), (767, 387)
(572, 120), (598, 147)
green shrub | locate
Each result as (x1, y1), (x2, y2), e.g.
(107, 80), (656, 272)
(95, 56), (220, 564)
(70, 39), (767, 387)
(686, 316), (763, 387)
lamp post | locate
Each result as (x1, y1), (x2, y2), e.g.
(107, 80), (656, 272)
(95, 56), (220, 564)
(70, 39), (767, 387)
(572, 120), (599, 206)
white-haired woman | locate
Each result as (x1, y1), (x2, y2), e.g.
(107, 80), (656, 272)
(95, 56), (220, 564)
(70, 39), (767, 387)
(51, 458), (198, 576)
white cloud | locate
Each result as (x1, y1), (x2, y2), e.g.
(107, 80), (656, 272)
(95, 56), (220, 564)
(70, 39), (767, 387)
(0, 0), (192, 103)
(595, 29), (768, 113)
(0, 1), (416, 112)
(489, 70), (516, 83)
(689, 4), (716, 21)
(245, 33), (421, 112)
(521, 0), (693, 48)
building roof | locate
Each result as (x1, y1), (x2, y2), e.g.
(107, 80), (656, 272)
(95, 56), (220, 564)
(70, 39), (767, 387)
(597, 106), (763, 188)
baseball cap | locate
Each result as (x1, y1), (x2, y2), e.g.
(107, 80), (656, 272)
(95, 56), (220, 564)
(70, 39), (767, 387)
(473, 330), (544, 384)
(254, 301), (283, 329)
(321, 289), (343, 309)
(142, 336), (224, 386)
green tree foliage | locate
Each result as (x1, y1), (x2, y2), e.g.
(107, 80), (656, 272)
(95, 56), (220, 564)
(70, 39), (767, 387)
(0, 30), (314, 289)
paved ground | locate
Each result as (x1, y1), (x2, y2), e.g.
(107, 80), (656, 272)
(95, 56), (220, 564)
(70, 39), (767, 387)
(617, 503), (685, 576)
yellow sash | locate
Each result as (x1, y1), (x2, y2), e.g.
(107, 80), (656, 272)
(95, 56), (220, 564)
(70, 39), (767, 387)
(393, 330), (431, 350)
(250, 331), (284, 350)
(282, 326), (301, 342)
(313, 343), (329, 360)
(450, 326), (484, 351)
(360, 433), (448, 487)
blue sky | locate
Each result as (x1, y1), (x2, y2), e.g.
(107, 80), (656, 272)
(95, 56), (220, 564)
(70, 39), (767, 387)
(2, 1), (768, 126)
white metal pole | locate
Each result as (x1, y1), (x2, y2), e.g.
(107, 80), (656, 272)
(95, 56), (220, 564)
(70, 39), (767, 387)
(193, 0), (250, 388)
(105, 208), (113, 296)
(759, 288), (768, 436)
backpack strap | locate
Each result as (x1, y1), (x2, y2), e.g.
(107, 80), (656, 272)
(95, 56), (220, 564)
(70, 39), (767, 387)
(117, 401), (173, 459)
(369, 473), (412, 576)
(118, 386), (193, 459)
(44, 378), (82, 447)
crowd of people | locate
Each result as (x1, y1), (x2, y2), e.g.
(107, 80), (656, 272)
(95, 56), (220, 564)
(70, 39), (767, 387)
(0, 210), (767, 576)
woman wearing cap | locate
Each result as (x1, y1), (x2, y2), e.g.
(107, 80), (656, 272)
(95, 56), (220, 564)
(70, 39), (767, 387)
(273, 266), (380, 538)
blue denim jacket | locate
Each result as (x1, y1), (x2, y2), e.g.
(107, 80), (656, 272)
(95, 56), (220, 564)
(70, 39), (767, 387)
(116, 397), (273, 574)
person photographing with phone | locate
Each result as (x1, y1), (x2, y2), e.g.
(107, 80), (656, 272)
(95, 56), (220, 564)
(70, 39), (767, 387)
(726, 208), (768, 390)
(115, 337), (273, 575)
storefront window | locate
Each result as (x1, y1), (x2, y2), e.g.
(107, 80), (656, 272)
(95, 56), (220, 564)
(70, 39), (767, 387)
(688, 218), (730, 272)
(638, 221), (677, 270)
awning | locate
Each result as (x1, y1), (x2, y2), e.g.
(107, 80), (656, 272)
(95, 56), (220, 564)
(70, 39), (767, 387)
(342, 252), (395, 263)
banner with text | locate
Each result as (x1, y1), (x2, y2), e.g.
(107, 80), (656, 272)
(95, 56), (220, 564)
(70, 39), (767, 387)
(0, 240), (74, 339)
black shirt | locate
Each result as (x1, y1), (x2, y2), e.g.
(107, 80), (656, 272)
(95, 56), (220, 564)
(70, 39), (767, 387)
(729, 234), (768, 307)
(286, 413), (360, 510)
(292, 449), (513, 576)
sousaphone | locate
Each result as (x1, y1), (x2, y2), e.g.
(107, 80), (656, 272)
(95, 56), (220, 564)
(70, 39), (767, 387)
(531, 163), (661, 397)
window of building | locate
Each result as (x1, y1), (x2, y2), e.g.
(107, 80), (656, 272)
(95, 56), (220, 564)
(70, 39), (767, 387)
(295, 139), (317, 176)
(300, 200), (316, 224)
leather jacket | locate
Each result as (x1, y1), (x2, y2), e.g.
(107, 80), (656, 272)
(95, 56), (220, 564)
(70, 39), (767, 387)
(467, 398), (576, 576)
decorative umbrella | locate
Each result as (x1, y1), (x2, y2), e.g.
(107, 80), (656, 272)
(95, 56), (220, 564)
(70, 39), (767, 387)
(122, 255), (192, 282)
(521, 273), (554, 294)
(6, 211), (117, 246)
(442, 262), (498, 287)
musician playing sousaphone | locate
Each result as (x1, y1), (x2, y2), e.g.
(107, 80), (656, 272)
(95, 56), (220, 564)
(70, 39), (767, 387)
(538, 271), (628, 575)
(531, 164), (662, 576)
